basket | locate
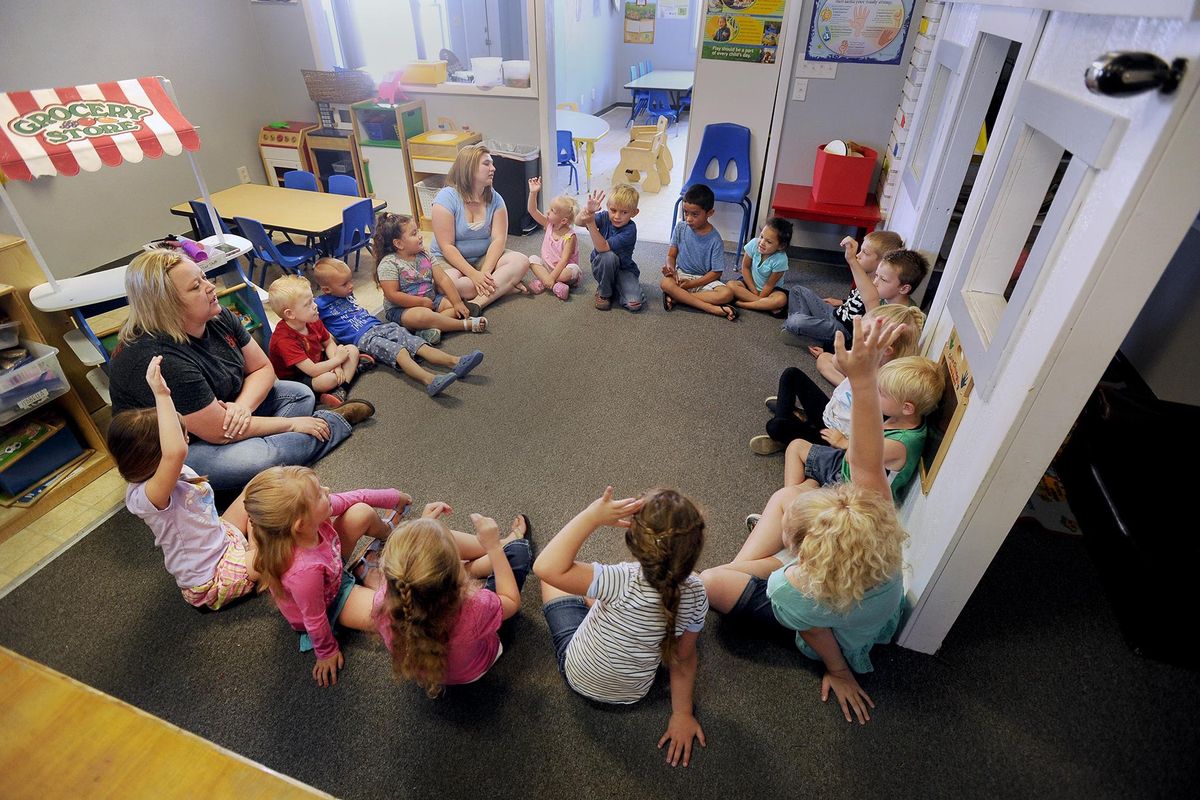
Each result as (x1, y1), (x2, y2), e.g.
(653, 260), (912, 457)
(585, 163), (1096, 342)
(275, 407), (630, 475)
(416, 176), (446, 219)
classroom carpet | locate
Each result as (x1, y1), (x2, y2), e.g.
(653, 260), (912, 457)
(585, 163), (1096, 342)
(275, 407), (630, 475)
(2, 239), (1199, 799)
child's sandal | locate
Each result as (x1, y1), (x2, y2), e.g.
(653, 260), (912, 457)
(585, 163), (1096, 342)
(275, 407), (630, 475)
(463, 316), (488, 333)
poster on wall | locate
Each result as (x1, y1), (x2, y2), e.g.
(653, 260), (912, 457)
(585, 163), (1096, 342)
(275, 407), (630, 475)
(625, 1), (657, 43)
(701, 0), (786, 64)
(661, 0), (690, 17)
(804, 0), (914, 64)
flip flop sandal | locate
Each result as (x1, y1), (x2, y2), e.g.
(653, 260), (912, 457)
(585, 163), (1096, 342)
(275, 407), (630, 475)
(349, 537), (385, 583)
(507, 513), (535, 559)
(721, 305), (739, 321)
(466, 301), (483, 317)
(663, 294), (674, 312)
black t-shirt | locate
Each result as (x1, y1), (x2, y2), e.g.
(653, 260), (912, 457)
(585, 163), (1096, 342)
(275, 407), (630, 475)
(109, 308), (252, 416)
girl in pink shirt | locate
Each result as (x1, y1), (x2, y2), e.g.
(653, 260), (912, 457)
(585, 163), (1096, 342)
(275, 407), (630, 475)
(373, 506), (531, 696)
(525, 177), (581, 300)
(244, 465), (408, 687)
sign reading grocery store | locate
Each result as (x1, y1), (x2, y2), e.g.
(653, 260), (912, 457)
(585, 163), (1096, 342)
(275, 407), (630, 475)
(8, 101), (153, 145)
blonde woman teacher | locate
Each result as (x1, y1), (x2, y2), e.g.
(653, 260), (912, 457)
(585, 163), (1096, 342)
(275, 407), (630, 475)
(430, 144), (531, 310)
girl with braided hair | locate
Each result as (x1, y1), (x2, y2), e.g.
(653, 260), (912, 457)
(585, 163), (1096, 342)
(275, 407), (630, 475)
(372, 507), (531, 696)
(534, 487), (709, 767)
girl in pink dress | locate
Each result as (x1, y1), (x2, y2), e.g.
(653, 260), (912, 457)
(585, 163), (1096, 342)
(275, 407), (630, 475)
(525, 177), (582, 300)
(244, 465), (408, 687)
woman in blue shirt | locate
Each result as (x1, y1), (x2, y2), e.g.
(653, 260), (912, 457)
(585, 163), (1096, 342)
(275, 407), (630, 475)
(430, 144), (532, 311)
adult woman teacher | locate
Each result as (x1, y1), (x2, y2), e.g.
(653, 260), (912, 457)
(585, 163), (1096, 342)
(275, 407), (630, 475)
(430, 144), (531, 310)
(108, 250), (374, 491)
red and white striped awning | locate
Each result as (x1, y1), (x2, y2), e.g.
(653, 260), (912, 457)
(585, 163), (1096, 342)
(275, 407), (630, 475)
(0, 77), (200, 181)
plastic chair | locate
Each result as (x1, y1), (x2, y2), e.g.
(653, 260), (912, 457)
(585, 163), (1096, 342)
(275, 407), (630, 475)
(234, 215), (319, 285)
(330, 199), (374, 272)
(677, 90), (692, 116)
(627, 65), (649, 127)
(640, 60), (652, 75)
(188, 200), (236, 238)
(672, 123), (754, 246)
(283, 170), (319, 192)
(556, 130), (579, 193)
(642, 90), (678, 130)
(328, 174), (359, 197)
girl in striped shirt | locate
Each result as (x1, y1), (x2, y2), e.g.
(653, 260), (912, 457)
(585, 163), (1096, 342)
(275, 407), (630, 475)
(534, 487), (709, 767)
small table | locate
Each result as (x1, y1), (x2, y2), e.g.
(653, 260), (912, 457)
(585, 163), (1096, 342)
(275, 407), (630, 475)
(170, 184), (386, 254)
(555, 110), (610, 191)
(623, 69), (695, 93)
(771, 183), (882, 240)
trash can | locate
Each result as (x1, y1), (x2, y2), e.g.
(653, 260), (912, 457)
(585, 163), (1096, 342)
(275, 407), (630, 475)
(484, 139), (540, 236)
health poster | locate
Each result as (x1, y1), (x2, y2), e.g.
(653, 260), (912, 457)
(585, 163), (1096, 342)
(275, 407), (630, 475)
(625, 1), (657, 44)
(661, 0), (689, 17)
(805, 0), (914, 64)
(702, 0), (786, 64)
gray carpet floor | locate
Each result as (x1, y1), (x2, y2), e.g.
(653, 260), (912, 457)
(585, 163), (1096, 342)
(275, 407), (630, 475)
(2, 238), (1198, 799)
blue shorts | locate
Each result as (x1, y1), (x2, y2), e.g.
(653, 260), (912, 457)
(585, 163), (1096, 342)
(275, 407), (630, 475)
(543, 596), (590, 675)
(298, 569), (355, 653)
(384, 293), (447, 326)
(805, 443), (847, 486)
(728, 575), (789, 637)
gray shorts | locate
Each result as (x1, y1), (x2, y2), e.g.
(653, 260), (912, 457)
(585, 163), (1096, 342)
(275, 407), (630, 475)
(805, 443), (846, 486)
(358, 322), (425, 365)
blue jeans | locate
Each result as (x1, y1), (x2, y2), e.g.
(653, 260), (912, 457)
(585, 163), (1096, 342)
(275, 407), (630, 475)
(185, 380), (353, 490)
(543, 596), (590, 675)
(484, 539), (533, 595)
(591, 251), (645, 311)
(783, 285), (849, 348)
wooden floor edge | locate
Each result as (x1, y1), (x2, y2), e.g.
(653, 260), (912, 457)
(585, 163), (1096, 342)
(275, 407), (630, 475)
(0, 646), (333, 799)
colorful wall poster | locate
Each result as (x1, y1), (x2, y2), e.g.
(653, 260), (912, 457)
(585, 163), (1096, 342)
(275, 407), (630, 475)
(661, 0), (690, 18)
(625, 1), (657, 44)
(702, 0), (786, 64)
(805, 0), (914, 64)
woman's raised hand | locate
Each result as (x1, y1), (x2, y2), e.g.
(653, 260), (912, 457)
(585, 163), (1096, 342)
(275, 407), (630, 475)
(585, 486), (645, 528)
(145, 355), (171, 398)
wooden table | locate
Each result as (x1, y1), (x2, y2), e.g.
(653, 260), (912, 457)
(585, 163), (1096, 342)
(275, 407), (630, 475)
(170, 184), (385, 253)
(771, 183), (882, 239)
(556, 110), (610, 191)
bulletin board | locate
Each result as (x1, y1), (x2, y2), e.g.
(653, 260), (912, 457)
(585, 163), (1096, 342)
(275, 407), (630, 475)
(702, 0), (786, 64)
(919, 328), (973, 494)
(805, 0), (914, 65)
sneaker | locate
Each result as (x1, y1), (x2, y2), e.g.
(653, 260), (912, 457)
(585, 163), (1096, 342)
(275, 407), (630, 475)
(749, 434), (785, 455)
(318, 386), (348, 408)
(764, 395), (778, 411)
(552, 281), (570, 301)
(529, 279), (546, 294)
(765, 396), (805, 420)
(453, 350), (484, 378)
(427, 372), (457, 397)
(330, 399), (375, 426)
(745, 513), (762, 534)
(417, 328), (442, 345)
(594, 293), (612, 310)
(358, 353), (377, 372)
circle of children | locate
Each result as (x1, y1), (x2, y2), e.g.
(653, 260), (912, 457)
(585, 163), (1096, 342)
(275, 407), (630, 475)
(105, 143), (941, 768)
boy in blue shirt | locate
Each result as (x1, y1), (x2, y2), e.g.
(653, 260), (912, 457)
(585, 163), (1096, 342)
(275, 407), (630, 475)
(312, 258), (483, 398)
(578, 183), (644, 312)
(661, 184), (736, 320)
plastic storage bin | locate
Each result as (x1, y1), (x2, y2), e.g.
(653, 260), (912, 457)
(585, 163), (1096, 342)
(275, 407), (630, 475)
(472, 57), (503, 87)
(0, 340), (70, 426)
(404, 60), (448, 85)
(484, 139), (540, 235)
(0, 319), (20, 348)
(503, 60), (531, 88)
(416, 176), (447, 219)
(812, 144), (878, 206)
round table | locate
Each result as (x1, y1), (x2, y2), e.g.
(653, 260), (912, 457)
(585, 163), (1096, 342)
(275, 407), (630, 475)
(555, 110), (610, 191)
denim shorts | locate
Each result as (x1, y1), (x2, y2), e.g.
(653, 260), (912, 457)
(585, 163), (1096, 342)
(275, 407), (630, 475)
(727, 575), (783, 631)
(543, 596), (590, 675)
(805, 443), (847, 486)
(298, 569), (355, 653)
(384, 294), (447, 326)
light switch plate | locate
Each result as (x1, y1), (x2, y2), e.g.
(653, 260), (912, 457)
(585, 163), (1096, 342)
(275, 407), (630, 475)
(792, 78), (809, 101)
(796, 60), (837, 79)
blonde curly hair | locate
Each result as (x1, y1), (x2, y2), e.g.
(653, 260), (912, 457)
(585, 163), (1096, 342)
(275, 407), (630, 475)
(782, 484), (907, 613)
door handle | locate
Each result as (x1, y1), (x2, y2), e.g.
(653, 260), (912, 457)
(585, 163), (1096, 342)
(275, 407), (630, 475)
(1085, 52), (1187, 97)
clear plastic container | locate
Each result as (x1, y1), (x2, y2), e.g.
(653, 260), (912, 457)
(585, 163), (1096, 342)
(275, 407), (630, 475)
(0, 320), (20, 349)
(0, 340), (70, 425)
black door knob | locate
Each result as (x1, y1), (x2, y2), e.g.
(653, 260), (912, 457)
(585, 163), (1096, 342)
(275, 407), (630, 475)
(1085, 52), (1187, 97)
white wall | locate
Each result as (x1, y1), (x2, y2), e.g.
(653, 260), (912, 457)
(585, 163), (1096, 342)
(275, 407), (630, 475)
(0, 0), (307, 278)
(614, 12), (699, 92)
(553, 0), (626, 113)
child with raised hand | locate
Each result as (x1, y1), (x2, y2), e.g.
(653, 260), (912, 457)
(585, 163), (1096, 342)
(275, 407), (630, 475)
(578, 184), (644, 312)
(244, 465), (408, 687)
(783, 230), (904, 348)
(373, 212), (488, 342)
(525, 177), (582, 300)
(660, 184), (736, 320)
(373, 505), (533, 696)
(108, 355), (258, 610)
(725, 217), (793, 317)
(267, 275), (364, 408)
(701, 316), (911, 724)
(535, 487), (709, 767)
(313, 257), (484, 398)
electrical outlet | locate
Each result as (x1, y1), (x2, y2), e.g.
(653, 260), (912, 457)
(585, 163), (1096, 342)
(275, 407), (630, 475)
(579, 94), (585, 109)
(792, 78), (809, 102)
(237, 165), (250, 184)
(796, 60), (837, 79)
(591, 87), (597, 101)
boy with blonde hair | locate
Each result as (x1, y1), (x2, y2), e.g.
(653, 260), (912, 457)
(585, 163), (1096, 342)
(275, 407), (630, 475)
(267, 275), (364, 408)
(783, 230), (904, 348)
(783, 353), (942, 500)
(312, 258), (484, 398)
(578, 183), (644, 312)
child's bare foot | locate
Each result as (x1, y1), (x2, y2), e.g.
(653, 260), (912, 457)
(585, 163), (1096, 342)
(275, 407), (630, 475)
(499, 513), (530, 546)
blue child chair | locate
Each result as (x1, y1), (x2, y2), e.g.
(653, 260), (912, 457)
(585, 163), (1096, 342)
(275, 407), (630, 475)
(643, 89), (678, 130)
(283, 170), (319, 192)
(188, 200), (237, 239)
(234, 215), (320, 285)
(556, 130), (579, 193)
(328, 174), (360, 197)
(330, 199), (374, 271)
(671, 123), (754, 246)
(627, 65), (649, 127)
